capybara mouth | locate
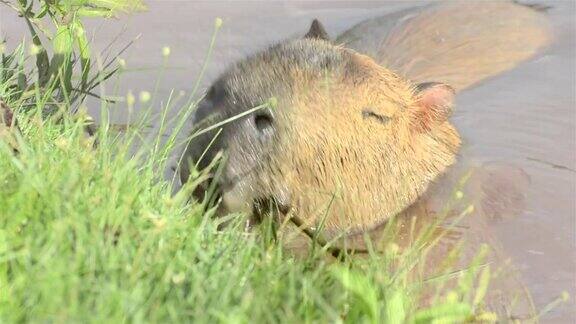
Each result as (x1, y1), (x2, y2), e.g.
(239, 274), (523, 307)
(251, 196), (292, 225)
(191, 174), (225, 209)
(191, 176), (211, 202)
(193, 172), (283, 229)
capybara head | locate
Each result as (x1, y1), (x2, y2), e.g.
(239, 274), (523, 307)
(180, 21), (461, 237)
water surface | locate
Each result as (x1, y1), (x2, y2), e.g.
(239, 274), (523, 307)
(1, 1), (574, 321)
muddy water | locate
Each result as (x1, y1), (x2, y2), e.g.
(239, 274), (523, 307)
(1, 1), (574, 322)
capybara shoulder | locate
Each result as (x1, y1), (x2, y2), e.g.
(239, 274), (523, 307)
(337, 1), (552, 91)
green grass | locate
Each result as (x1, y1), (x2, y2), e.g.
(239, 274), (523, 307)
(0, 6), (506, 322)
(0, 90), (501, 323)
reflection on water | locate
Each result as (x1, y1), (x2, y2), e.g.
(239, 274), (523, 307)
(1, 1), (574, 321)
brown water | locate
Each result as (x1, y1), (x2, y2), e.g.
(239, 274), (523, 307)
(1, 1), (574, 322)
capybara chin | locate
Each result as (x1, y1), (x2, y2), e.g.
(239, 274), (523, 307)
(179, 1), (551, 238)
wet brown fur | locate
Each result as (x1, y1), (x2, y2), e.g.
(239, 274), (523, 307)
(203, 40), (461, 236)
(270, 50), (460, 235)
(180, 1), (551, 238)
(337, 1), (552, 91)
(177, 3), (552, 318)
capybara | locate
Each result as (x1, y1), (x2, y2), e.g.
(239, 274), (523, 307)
(178, 1), (551, 239)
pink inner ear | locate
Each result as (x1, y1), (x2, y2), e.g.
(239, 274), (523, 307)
(413, 83), (455, 133)
(420, 85), (454, 108)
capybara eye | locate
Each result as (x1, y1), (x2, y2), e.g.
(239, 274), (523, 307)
(254, 112), (274, 133)
(362, 109), (390, 124)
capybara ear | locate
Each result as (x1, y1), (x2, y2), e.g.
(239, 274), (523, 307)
(304, 19), (330, 41)
(411, 82), (455, 133)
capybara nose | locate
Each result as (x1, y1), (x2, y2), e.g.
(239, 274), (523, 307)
(253, 110), (274, 136)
